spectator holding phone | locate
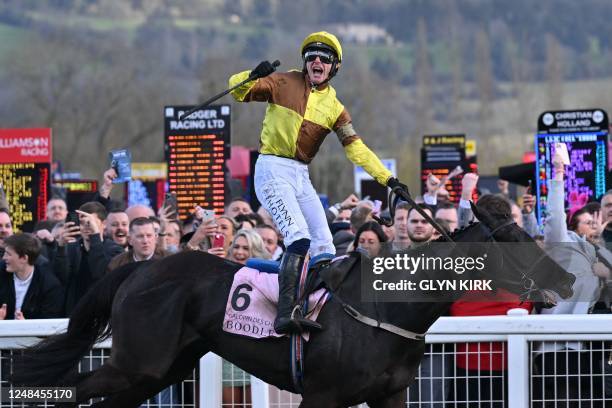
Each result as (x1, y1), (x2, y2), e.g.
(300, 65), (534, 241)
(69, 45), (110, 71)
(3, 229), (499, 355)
(182, 206), (220, 255)
(216, 216), (238, 256)
(53, 202), (123, 315)
(519, 183), (539, 237)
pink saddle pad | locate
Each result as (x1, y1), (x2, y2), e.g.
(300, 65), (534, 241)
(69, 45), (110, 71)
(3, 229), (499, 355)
(223, 267), (329, 340)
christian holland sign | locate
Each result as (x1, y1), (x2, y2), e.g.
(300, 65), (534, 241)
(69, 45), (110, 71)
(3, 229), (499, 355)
(538, 109), (608, 134)
(535, 109), (609, 223)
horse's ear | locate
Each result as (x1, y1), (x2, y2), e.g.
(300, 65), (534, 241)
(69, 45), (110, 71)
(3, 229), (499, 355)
(471, 201), (494, 226)
(470, 201), (481, 221)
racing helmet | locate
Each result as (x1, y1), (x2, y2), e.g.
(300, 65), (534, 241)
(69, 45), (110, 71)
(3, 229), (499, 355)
(301, 31), (342, 79)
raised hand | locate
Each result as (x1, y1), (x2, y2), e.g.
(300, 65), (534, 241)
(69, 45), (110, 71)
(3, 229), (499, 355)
(250, 61), (276, 80)
(340, 194), (359, 209)
(207, 246), (226, 258)
(35, 229), (54, 243)
(387, 177), (408, 193)
(57, 222), (81, 246)
(497, 179), (509, 195)
(522, 193), (536, 214)
(426, 173), (442, 195)
(187, 218), (217, 250)
(76, 210), (100, 235)
(100, 168), (117, 199)
(461, 173), (479, 201)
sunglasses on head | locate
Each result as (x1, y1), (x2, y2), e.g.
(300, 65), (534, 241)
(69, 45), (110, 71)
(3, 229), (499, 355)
(303, 50), (334, 64)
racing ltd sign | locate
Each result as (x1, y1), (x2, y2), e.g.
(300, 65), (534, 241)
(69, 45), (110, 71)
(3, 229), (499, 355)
(0, 128), (52, 163)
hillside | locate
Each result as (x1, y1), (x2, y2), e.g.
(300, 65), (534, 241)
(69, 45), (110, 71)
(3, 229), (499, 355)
(0, 1), (611, 199)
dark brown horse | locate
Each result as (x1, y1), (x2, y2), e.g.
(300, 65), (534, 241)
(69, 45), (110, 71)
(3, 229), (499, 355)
(13, 204), (575, 407)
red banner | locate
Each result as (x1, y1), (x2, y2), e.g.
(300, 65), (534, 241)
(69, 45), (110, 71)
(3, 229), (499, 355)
(0, 128), (52, 163)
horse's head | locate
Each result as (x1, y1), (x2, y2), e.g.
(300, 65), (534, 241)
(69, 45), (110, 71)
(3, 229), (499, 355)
(469, 201), (575, 303)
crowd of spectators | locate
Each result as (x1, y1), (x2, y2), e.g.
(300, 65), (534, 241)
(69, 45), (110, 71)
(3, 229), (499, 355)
(0, 147), (610, 406)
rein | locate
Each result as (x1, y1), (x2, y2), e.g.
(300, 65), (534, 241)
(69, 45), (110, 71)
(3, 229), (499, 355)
(330, 290), (425, 341)
(373, 186), (455, 242)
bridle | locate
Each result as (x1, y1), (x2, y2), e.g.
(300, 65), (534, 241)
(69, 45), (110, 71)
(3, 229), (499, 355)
(376, 186), (549, 303)
(480, 219), (549, 302)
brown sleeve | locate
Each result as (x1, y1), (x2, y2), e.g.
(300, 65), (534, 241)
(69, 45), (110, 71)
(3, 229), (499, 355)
(243, 74), (278, 103)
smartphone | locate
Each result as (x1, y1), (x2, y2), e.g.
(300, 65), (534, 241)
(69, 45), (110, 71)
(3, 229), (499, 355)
(67, 211), (80, 226)
(164, 193), (179, 216)
(526, 180), (533, 194)
(195, 206), (215, 222)
(202, 208), (215, 222)
(212, 233), (225, 249)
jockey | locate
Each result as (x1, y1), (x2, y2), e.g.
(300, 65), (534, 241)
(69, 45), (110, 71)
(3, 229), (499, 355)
(229, 31), (407, 334)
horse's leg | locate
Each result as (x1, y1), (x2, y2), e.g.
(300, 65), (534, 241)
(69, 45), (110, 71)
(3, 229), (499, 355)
(71, 363), (134, 404)
(366, 389), (407, 408)
(87, 341), (207, 408)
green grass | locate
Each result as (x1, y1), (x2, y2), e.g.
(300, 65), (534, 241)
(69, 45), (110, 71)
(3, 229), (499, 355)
(26, 10), (144, 31)
(361, 43), (414, 74)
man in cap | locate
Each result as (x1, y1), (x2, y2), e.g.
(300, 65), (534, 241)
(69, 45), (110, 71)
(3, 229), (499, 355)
(229, 31), (407, 334)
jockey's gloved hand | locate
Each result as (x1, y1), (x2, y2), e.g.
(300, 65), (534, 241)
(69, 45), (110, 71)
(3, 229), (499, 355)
(387, 177), (408, 193)
(250, 61), (276, 80)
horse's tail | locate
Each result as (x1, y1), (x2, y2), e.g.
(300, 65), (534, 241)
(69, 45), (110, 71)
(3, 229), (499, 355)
(11, 261), (146, 386)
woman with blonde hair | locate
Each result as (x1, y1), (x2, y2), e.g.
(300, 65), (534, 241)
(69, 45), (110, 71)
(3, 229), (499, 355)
(228, 229), (270, 264)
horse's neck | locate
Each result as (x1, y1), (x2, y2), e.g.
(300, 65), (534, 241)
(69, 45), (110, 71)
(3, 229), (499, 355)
(364, 241), (486, 335)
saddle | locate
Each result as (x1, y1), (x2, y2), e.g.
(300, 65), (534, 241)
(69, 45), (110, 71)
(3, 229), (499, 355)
(246, 252), (359, 301)
(245, 253), (359, 394)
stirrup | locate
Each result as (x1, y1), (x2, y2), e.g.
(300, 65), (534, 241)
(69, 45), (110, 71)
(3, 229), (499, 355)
(291, 305), (323, 332)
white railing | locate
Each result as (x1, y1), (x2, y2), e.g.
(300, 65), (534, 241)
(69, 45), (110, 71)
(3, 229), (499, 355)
(1, 313), (611, 407)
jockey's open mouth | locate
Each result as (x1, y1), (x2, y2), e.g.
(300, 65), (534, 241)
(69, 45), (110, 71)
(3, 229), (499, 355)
(309, 65), (326, 82)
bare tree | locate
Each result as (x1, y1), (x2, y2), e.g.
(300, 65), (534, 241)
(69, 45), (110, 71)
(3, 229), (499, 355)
(447, 0), (464, 126)
(545, 33), (564, 110)
(475, 29), (494, 133)
(414, 18), (433, 136)
(0, 31), (175, 178)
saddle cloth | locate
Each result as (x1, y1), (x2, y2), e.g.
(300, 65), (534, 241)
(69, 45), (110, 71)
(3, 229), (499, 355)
(223, 266), (329, 340)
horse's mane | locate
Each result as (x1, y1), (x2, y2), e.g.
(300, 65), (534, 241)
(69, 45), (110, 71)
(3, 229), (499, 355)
(432, 220), (480, 243)
(432, 216), (526, 244)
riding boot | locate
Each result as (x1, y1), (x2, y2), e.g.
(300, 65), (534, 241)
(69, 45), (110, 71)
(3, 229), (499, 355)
(275, 252), (323, 334)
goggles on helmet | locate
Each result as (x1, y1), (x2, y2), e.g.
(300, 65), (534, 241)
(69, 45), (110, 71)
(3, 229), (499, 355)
(303, 49), (335, 64)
